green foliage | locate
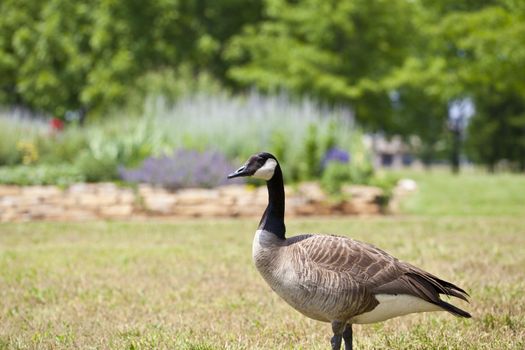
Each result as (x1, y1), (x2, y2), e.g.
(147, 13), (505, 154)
(2, 0), (524, 170)
(320, 159), (378, 196)
(69, 117), (160, 182)
(320, 162), (352, 195)
(149, 92), (361, 183)
(387, 0), (525, 169)
(0, 0), (263, 116)
(0, 93), (369, 186)
(129, 66), (223, 108)
(36, 128), (89, 164)
(0, 111), (164, 184)
(301, 124), (321, 180)
(0, 164), (84, 186)
(226, 0), (417, 130)
(367, 172), (400, 207)
(225, 0), (525, 170)
(0, 113), (47, 166)
(73, 152), (118, 183)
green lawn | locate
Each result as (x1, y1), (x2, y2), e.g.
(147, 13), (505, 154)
(398, 170), (525, 217)
(1, 172), (524, 349)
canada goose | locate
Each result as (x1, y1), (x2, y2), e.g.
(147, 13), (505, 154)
(227, 152), (471, 350)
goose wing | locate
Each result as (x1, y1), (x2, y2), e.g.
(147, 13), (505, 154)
(290, 234), (400, 286)
(289, 234), (471, 317)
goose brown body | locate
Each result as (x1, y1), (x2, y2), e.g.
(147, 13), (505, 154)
(252, 229), (468, 324)
(228, 152), (470, 350)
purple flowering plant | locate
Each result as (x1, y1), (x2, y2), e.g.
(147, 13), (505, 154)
(321, 147), (350, 169)
(119, 149), (244, 190)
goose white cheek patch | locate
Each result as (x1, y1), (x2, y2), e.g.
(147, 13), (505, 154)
(253, 159), (277, 180)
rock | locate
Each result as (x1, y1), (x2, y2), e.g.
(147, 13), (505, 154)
(94, 182), (119, 193)
(397, 178), (417, 192)
(24, 204), (65, 220)
(137, 184), (155, 197)
(118, 190), (135, 205)
(0, 196), (19, 208)
(341, 185), (383, 202)
(234, 205), (264, 217)
(68, 183), (94, 194)
(61, 195), (80, 207)
(175, 188), (220, 205)
(0, 208), (18, 222)
(217, 184), (251, 198)
(78, 193), (118, 207)
(236, 195), (266, 208)
(389, 178), (418, 213)
(338, 201), (358, 215)
(100, 204), (134, 218)
(61, 209), (98, 221)
(0, 185), (21, 196)
(142, 193), (177, 214)
(297, 182), (327, 202)
(2, 195), (40, 207)
(21, 186), (62, 198)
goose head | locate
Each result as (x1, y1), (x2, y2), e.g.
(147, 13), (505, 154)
(227, 152), (278, 181)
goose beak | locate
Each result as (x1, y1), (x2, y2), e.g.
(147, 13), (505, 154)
(228, 165), (249, 179)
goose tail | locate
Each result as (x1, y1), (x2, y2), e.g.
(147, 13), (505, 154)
(373, 268), (472, 318)
(435, 298), (471, 318)
(406, 271), (471, 318)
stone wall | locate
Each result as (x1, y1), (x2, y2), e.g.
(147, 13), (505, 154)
(0, 181), (413, 222)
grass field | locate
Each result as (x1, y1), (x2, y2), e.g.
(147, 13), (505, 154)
(1, 172), (524, 349)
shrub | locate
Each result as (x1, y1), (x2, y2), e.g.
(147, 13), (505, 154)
(368, 172), (400, 208)
(0, 112), (48, 166)
(321, 162), (353, 195)
(319, 143), (397, 206)
(74, 152), (120, 182)
(301, 124), (322, 180)
(321, 147), (351, 169)
(119, 149), (244, 190)
(320, 148), (352, 195)
(37, 127), (89, 164)
(70, 117), (161, 182)
(149, 91), (360, 182)
(0, 164), (85, 186)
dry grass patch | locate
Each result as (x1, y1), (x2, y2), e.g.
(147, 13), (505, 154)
(0, 216), (524, 349)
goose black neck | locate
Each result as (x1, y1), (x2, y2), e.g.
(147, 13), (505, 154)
(258, 164), (286, 239)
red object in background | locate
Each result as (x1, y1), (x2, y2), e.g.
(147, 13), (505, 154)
(50, 117), (64, 131)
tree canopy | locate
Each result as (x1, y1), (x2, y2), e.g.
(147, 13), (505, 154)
(0, 0), (523, 170)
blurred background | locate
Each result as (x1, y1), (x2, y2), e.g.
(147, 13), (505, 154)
(0, 0), (524, 187)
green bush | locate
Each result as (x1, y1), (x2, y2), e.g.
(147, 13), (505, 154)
(368, 172), (400, 207)
(74, 152), (119, 182)
(321, 162), (353, 195)
(0, 113), (47, 166)
(37, 128), (89, 164)
(69, 117), (160, 182)
(0, 164), (85, 186)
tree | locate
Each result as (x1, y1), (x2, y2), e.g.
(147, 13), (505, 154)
(225, 0), (418, 130)
(390, 0), (525, 171)
(0, 0), (263, 117)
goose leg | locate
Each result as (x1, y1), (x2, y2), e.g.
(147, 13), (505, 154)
(342, 324), (353, 350)
(330, 321), (345, 350)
